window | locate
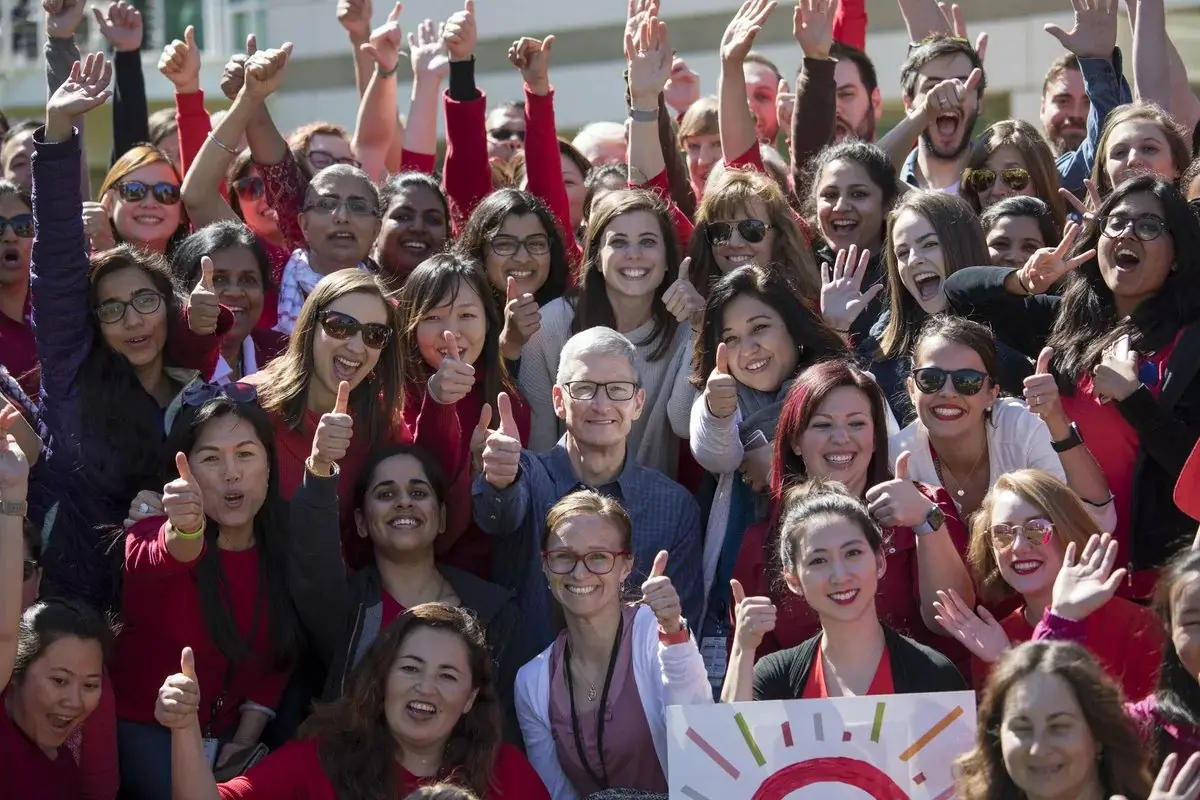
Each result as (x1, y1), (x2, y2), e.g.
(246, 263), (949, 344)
(230, 0), (267, 47)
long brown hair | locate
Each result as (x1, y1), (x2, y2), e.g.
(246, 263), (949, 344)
(304, 603), (502, 800)
(962, 119), (1067, 234)
(98, 144), (188, 251)
(1090, 103), (1191, 198)
(956, 641), (1152, 800)
(256, 270), (404, 441)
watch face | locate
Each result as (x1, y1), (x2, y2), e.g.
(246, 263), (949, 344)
(927, 505), (946, 531)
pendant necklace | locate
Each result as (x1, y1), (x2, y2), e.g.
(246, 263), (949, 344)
(933, 445), (986, 498)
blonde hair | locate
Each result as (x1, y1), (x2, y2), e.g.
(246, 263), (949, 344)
(963, 119), (1067, 235)
(677, 96), (719, 148)
(402, 785), (480, 800)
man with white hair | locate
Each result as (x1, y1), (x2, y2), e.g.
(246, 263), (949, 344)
(572, 121), (627, 166)
(474, 327), (703, 650)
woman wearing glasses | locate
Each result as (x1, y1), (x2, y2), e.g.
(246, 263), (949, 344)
(516, 490), (711, 800)
(945, 175), (1200, 599)
(0, 179), (40, 398)
(890, 316), (1115, 524)
(933, 469), (1161, 701)
(960, 119), (1067, 235)
(96, 143), (188, 256)
(111, 389), (302, 798)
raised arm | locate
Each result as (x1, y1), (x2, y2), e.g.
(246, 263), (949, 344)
(0, 406), (30, 695)
(43, 0), (90, 198)
(401, 19), (450, 170)
(155, 648), (222, 800)
(1124, 0), (1200, 134)
(719, 0), (774, 163)
(791, 0), (839, 197)
(157, 26), (208, 181)
(896, 0), (952, 42)
(93, 1), (149, 165)
(353, 3), (405, 182)
(833, 0), (868, 49)
(338, 0), (378, 98)
(626, 13), (671, 184)
(441, 0), (493, 229)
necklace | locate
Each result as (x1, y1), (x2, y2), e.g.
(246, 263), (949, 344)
(933, 444), (986, 498)
(571, 661), (602, 702)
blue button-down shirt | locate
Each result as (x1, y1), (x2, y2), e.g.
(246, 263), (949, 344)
(472, 440), (704, 651)
(902, 47), (1132, 194)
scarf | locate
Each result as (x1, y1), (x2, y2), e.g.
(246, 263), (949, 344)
(274, 249), (325, 335)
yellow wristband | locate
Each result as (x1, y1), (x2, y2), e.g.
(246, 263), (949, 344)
(170, 522), (205, 540)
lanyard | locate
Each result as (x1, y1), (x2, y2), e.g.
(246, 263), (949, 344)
(563, 612), (624, 791)
(205, 565), (264, 738)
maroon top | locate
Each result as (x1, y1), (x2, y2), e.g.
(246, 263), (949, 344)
(0, 691), (81, 800)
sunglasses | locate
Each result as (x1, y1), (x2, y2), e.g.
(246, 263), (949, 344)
(231, 176), (265, 201)
(115, 180), (181, 205)
(0, 214), (34, 238)
(911, 367), (989, 396)
(94, 289), (163, 324)
(989, 519), (1055, 548)
(1101, 215), (1166, 243)
(307, 150), (362, 170)
(182, 381), (259, 407)
(542, 549), (629, 575)
(704, 219), (771, 246)
(318, 309), (393, 350)
(488, 128), (525, 143)
(23, 558), (37, 581)
(963, 168), (1030, 195)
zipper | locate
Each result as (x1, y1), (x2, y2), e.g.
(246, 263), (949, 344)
(341, 603), (366, 697)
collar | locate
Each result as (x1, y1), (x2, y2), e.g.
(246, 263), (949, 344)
(212, 336), (259, 385)
(546, 436), (636, 498)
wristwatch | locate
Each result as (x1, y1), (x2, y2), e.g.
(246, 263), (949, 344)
(1051, 422), (1084, 453)
(658, 618), (690, 645)
(912, 504), (946, 537)
(0, 499), (27, 517)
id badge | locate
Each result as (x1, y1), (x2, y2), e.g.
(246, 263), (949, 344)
(203, 737), (220, 768)
(701, 636), (728, 689)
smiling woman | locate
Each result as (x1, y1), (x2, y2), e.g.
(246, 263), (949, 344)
(98, 144), (187, 256)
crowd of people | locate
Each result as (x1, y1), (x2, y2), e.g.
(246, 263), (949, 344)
(5, 0), (1200, 796)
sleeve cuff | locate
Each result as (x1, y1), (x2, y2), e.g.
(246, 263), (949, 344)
(1033, 608), (1086, 641)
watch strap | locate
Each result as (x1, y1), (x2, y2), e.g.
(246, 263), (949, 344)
(0, 499), (27, 517)
(630, 107), (658, 123)
(658, 617), (690, 645)
(1051, 422), (1084, 453)
(912, 505), (945, 537)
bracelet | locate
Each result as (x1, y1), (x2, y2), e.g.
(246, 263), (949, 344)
(169, 521), (205, 540)
(630, 107), (658, 123)
(207, 132), (239, 155)
(376, 61), (400, 79)
(1015, 270), (1034, 296)
(1050, 421), (1084, 453)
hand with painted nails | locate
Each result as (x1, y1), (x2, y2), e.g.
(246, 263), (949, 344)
(1014, 220), (1095, 295)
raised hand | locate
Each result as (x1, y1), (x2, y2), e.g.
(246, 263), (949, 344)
(1023, 347), (1068, 424)
(664, 56), (701, 115)
(1044, 0), (1118, 60)
(1050, 532), (1126, 621)
(124, 489), (165, 529)
(360, 2), (403, 75)
(820, 245), (883, 333)
(730, 578), (777, 653)
(337, 0), (374, 41)
(310, 381), (353, 476)
(501, 277), (541, 359)
(243, 42), (294, 102)
(46, 53), (113, 141)
(1129, 752), (1200, 800)
(481, 392), (522, 490)
(158, 25), (201, 94)
(1092, 334), (1140, 403)
(662, 257), (706, 324)
(0, 404), (29, 497)
(154, 647), (201, 730)
(866, 452), (939, 529)
(82, 201), (116, 252)
(933, 588), (1010, 663)
(93, 1), (143, 53)
(775, 79), (795, 140)
(43, 0), (87, 39)
(443, 0), (477, 63)
(917, 68), (982, 124)
(1015, 220), (1095, 295)
(163, 452), (205, 535)
(641, 551), (684, 634)
(705, 342), (739, 419)
(626, 13), (672, 105)
(410, 18), (450, 82)
(624, 0), (661, 56)
(938, 2), (988, 62)
(221, 35), (258, 102)
(428, 331), (476, 405)
(186, 256), (220, 336)
(508, 36), (555, 96)
(793, 0), (837, 60)
(721, 0), (777, 65)
(1059, 178), (1102, 221)
(469, 403), (492, 475)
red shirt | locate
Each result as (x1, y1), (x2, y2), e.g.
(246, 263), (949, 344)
(0, 292), (38, 397)
(111, 521), (289, 734)
(217, 738), (551, 800)
(801, 644), (895, 698)
(0, 692), (82, 800)
(379, 590), (406, 628)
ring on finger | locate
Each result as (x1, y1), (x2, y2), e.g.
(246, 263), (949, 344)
(139, 502), (150, 514)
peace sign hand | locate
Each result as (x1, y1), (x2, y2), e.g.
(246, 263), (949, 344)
(1015, 220), (1096, 295)
(642, 551), (684, 634)
(933, 588), (1009, 663)
(820, 245), (883, 333)
(662, 257), (706, 325)
(163, 452), (205, 535)
(186, 256), (220, 335)
(1051, 532), (1126, 621)
(730, 578), (777, 652)
(1059, 179), (1102, 222)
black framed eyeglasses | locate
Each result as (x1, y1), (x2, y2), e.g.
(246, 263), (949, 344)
(307, 150), (362, 170)
(542, 549), (629, 575)
(1100, 214), (1166, 242)
(704, 219), (771, 246)
(0, 214), (34, 238)
(989, 519), (1055, 548)
(303, 195), (379, 217)
(231, 176), (265, 201)
(489, 234), (550, 257)
(317, 309), (393, 350)
(115, 180), (181, 206)
(963, 168), (1030, 195)
(94, 289), (164, 325)
(182, 381), (259, 407)
(22, 558), (37, 581)
(487, 127), (525, 143)
(911, 367), (989, 396)
(561, 380), (638, 401)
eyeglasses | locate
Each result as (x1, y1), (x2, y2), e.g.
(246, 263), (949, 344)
(1101, 215), (1166, 242)
(303, 195), (379, 217)
(307, 150), (361, 170)
(488, 128), (525, 143)
(182, 381), (259, 407)
(317, 309), (393, 350)
(22, 559), (37, 581)
(231, 176), (265, 201)
(489, 234), (550, 257)
(911, 367), (989, 396)
(0, 214), (34, 238)
(561, 380), (638, 401)
(963, 168), (1030, 195)
(115, 180), (181, 206)
(542, 549), (629, 575)
(704, 219), (771, 246)
(989, 518), (1055, 548)
(94, 289), (164, 325)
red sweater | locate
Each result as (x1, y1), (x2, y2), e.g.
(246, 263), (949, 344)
(217, 738), (550, 800)
(70, 669), (118, 800)
(833, 0), (867, 50)
(0, 292), (37, 397)
(0, 692), (81, 800)
(111, 520), (289, 734)
(638, 169), (695, 254)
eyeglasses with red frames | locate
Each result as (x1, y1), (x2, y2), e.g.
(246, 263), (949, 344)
(988, 518), (1055, 548)
(542, 549), (630, 575)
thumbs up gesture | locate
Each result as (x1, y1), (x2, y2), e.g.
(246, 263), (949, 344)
(705, 342), (738, 419)
(428, 331), (476, 405)
(730, 578), (777, 653)
(641, 550), (684, 634)
(155, 647), (202, 730)
(865, 451), (937, 529)
(500, 277), (542, 360)
(310, 381), (354, 476)
(481, 392), (522, 490)
(1023, 346), (1067, 425)
(469, 403), (493, 475)
(186, 256), (221, 335)
(164, 452), (206, 536)
(1093, 333), (1140, 404)
(662, 256), (706, 325)
(158, 24), (202, 94)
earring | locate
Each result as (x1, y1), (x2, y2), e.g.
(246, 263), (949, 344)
(877, 569), (884, 579)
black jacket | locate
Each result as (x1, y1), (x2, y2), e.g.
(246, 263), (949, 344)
(946, 266), (1200, 571)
